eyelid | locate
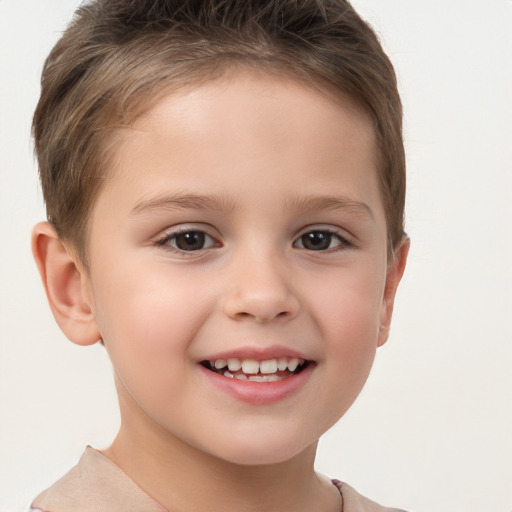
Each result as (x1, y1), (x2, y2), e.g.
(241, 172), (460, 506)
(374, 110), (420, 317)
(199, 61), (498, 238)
(152, 224), (354, 255)
(154, 224), (221, 254)
(293, 226), (354, 250)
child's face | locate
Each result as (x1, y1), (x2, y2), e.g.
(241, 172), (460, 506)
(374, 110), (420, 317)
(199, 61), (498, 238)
(81, 71), (403, 465)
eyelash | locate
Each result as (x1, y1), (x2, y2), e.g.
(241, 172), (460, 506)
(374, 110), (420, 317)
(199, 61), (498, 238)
(155, 227), (352, 254)
(155, 228), (219, 253)
(293, 229), (351, 251)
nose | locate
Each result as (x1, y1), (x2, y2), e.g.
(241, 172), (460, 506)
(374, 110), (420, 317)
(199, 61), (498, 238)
(222, 248), (300, 323)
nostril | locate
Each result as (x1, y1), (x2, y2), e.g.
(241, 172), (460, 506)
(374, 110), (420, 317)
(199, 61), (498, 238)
(233, 309), (292, 322)
(224, 289), (300, 323)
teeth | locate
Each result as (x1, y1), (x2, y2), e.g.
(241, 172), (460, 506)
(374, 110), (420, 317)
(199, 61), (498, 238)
(248, 374), (283, 382)
(260, 359), (278, 374)
(288, 358), (299, 372)
(227, 358), (242, 371)
(241, 359), (260, 374)
(277, 357), (288, 371)
(209, 357), (306, 377)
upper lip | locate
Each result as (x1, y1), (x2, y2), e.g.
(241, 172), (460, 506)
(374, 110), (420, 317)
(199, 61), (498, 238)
(200, 345), (312, 362)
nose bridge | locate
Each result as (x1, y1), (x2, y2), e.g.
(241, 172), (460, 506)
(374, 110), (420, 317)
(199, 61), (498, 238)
(223, 240), (300, 323)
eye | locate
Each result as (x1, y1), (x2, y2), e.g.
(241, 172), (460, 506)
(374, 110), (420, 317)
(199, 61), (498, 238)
(157, 230), (218, 252)
(294, 230), (349, 251)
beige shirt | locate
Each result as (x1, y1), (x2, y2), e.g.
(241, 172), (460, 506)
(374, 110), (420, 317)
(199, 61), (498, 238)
(30, 447), (407, 512)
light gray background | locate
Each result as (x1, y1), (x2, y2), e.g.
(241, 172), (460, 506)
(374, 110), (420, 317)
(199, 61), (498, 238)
(1, 1), (511, 511)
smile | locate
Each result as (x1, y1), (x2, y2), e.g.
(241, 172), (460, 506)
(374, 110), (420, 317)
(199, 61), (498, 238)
(201, 357), (309, 382)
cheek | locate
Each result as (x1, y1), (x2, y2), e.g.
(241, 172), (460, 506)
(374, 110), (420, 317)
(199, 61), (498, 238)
(306, 264), (385, 412)
(91, 265), (207, 381)
(310, 262), (385, 343)
(91, 274), (203, 422)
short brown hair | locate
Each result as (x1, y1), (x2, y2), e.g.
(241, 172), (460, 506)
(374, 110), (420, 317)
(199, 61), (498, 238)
(33, 0), (405, 263)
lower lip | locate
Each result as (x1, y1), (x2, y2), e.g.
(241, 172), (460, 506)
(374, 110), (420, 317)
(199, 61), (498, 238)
(199, 364), (314, 405)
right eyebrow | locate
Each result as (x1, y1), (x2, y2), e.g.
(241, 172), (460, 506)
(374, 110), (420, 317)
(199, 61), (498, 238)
(130, 192), (238, 216)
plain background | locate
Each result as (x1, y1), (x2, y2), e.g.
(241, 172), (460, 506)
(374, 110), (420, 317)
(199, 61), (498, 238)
(1, 1), (511, 511)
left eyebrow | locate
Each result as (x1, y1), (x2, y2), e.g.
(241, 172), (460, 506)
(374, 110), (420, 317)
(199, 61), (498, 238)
(285, 195), (375, 220)
(131, 192), (237, 216)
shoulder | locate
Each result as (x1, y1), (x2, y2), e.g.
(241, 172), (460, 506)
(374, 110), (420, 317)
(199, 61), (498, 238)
(30, 447), (165, 512)
(333, 480), (409, 512)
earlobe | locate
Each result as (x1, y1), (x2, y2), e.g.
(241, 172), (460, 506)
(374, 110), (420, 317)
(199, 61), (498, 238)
(377, 237), (410, 347)
(32, 222), (101, 346)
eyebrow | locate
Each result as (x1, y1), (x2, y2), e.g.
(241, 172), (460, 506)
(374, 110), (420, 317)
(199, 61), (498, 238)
(286, 195), (374, 220)
(131, 192), (237, 215)
(131, 192), (374, 220)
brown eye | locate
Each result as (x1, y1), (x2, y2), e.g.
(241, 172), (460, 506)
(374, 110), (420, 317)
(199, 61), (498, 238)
(161, 230), (217, 252)
(174, 231), (206, 251)
(295, 231), (346, 251)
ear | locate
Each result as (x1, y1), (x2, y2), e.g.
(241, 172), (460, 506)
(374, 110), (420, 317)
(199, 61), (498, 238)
(377, 237), (410, 347)
(32, 222), (101, 346)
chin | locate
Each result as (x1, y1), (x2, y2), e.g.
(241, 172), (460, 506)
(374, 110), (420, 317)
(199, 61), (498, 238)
(200, 428), (317, 467)
(216, 446), (306, 467)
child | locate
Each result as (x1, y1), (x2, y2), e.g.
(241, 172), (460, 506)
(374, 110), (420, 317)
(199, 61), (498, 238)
(30, 0), (409, 510)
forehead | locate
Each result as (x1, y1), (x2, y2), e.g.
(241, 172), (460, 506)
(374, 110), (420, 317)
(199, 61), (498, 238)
(99, 71), (381, 219)
(133, 68), (374, 141)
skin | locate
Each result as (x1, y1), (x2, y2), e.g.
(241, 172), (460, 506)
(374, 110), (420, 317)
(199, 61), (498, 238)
(33, 71), (408, 512)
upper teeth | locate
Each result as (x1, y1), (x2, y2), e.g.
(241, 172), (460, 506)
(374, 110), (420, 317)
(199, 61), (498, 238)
(210, 357), (304, 375)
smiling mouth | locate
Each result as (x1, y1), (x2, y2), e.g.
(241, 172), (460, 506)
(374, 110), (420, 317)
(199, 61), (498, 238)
(201, 357), (310, 382)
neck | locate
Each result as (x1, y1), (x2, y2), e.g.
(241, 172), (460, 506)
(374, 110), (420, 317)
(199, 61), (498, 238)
(103, 411), (340, 512)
